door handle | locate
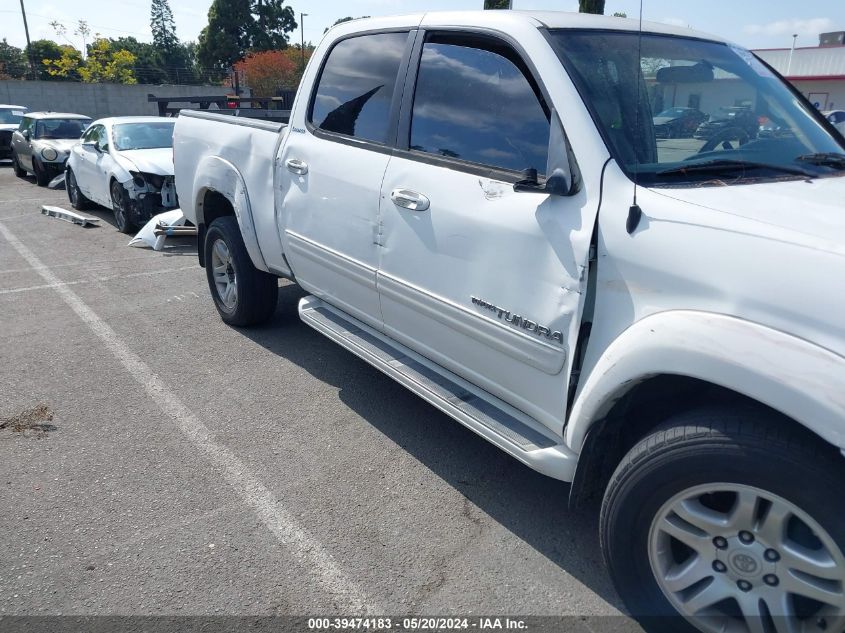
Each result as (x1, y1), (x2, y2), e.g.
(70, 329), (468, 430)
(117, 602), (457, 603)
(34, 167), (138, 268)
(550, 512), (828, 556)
(390, 188), (430, 212)
(286, 158), (308, 175)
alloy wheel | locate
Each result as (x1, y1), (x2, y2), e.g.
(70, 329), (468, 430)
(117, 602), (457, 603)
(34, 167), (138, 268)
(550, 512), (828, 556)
(649, 483), (845, 633)
(210, 238), (237, 310)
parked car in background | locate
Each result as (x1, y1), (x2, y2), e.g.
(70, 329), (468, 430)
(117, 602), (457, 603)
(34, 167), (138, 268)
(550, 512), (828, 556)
(693, 106), (758, 144)
(65, 117), (177, 233)
(11, 112), (91, 186)
(652, 106), (706, 138)
(0, 105), (27, 160)
(825, 110), (845, 135)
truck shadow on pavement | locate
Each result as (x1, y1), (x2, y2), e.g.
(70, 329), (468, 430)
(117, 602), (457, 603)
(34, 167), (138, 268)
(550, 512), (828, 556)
(239, 282), (624, 612)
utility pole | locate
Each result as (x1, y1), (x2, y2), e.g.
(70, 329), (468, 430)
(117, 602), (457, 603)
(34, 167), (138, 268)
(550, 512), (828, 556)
(786, 33), (798, 76)
(19, 0), (36, 80)
(300, 13), (308, 71)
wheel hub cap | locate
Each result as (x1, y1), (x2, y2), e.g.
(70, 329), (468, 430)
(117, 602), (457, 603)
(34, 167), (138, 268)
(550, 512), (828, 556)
(210, 239), (237, 310)
(648, 483), (845, 633)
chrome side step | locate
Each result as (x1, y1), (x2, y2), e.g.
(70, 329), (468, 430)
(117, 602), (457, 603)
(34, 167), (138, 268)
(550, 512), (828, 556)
(299, 296), (577, 481)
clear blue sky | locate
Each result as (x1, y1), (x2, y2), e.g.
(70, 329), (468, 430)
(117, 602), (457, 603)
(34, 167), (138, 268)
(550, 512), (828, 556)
(2, 0), (844, 52)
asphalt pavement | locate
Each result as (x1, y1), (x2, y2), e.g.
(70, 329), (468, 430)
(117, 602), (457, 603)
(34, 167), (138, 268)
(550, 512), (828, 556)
(0, 163), (636, 627)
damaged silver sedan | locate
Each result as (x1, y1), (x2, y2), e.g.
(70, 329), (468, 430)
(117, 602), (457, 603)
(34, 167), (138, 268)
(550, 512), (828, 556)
(65, 117), (178, 233)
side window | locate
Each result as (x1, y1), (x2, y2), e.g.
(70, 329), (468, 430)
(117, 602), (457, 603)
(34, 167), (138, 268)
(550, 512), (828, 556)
(19, 117), (32, 134)
(410, 36), (550, 174)
(82, 125), (99, 143)
(310, 32), (408, 144)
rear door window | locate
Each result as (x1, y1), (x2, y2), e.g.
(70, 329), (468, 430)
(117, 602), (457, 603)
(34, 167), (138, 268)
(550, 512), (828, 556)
(310, 32), (409, 144)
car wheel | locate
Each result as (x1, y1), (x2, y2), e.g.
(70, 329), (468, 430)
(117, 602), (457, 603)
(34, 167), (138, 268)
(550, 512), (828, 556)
(601, 407), (845, 633)
(33, 158), (51, 187)
(11, 151), (27, 178)
(66, 169), (93, 211)
(204, 216), (278, 326)
(110, 180), (134, 234)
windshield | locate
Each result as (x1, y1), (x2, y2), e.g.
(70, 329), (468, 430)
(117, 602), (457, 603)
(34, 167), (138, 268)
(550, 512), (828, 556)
(0, 109), (25, 124)
(35, 119), (90, 140)
(113, 122), (175, 151)
(551, 30), (845, 186)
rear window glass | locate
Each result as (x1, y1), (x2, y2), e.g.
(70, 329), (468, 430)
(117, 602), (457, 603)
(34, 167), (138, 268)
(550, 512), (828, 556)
(310, 32), (408, 144)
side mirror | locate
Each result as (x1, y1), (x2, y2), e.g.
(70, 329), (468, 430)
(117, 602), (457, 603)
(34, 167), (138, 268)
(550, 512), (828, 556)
(514, 109), (581, 197)
(21, 129), (30, 141)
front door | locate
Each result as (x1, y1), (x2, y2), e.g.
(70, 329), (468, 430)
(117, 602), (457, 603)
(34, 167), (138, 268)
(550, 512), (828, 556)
(378, 32), (594, 432)
(73, 124), (104, 203)
(278, 30), (413, 330)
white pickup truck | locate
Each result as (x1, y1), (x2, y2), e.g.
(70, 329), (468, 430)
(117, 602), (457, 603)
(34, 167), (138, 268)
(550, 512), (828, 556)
(174, 11), (845, 631)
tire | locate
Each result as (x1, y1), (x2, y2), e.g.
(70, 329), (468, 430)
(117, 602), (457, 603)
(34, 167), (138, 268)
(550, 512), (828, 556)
(110, 179), (134, 234)
(204, 216), (278, 326)
(600, 407), (845, 633)
(33, 158), (50, 187)
(11, 151), (27, 178)
(66, 169), (93, 210)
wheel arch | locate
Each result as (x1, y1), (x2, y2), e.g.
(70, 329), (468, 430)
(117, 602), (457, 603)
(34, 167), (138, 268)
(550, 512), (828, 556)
(191, 155), (267, 272)
(567, 311), (845, 507)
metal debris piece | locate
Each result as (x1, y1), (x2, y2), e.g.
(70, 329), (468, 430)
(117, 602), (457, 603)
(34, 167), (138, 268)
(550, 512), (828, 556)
(128, 208), (192, 251)
(47, 173), (66, 190)
(41, 205), (100, 227)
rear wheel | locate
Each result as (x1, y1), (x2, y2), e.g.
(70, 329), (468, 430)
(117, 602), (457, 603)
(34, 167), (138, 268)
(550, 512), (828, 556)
(11, 151), (27, 178)
(601, 408), (845, 633)
(204, 216), (278, 326)
(66, 169), (93, 210)
(110, 180), (134, 234)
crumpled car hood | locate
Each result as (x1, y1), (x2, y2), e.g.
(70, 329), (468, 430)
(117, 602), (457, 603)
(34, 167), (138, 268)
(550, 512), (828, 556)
(117, 148), (174, 176)
(653, 175), (845, 254)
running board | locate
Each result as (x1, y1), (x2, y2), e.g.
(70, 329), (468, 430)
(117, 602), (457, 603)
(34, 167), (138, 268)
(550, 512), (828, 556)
(299, 296), (577, 481)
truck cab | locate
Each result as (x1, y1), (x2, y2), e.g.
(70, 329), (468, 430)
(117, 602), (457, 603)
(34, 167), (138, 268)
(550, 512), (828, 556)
(174, 12), (845, 632)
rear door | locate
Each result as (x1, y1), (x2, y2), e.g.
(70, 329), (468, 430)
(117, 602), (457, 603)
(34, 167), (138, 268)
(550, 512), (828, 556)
(377, 31), (593, 432)
(278, 30), (414, 330)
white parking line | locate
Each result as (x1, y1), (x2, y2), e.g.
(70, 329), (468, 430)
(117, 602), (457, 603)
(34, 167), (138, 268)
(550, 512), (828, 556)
(0, 264), (201, 295)
(0, 220), (379, 614)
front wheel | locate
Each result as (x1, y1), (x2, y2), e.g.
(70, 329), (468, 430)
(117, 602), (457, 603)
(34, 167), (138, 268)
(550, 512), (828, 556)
(601, 408), (845, 633)
(204, 216), (278, 326)
(33, 158), (51, 186)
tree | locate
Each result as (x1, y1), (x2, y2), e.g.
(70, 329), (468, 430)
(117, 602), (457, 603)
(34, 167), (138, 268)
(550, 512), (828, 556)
(234, 49), (296, 95)
(151, 0), (179, 52)
(25, 40), (64, 80)
(579, 0), (605, 14)
(0, 39), (27, 79)
(43, 45), (83, 81)
(250, 0), (297, 51)
(197, 0), (297, 77)
(483, 0), (510, 8)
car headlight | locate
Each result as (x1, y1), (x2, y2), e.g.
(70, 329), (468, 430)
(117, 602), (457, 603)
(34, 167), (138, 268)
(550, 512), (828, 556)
(41, 147), (58, 161)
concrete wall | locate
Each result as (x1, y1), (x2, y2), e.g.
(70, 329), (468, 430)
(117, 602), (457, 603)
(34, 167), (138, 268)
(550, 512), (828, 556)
(0, 81), (233, 120)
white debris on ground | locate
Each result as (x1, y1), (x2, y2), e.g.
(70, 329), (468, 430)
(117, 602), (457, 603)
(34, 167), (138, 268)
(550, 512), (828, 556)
(128, 208), (189, 251)
(47, 173), (66, 190)
(41, 205), (100, 227)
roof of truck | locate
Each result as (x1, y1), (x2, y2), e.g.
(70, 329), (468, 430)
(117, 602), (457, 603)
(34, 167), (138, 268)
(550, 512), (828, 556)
(329, 11), (728, 46)
(0, 104), (26, 109)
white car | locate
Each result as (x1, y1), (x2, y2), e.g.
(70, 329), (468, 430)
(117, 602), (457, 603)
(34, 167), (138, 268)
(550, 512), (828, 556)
(0, 104), (27, 161)
(65, 116), (178, 233)
(824, 109), (845, 135)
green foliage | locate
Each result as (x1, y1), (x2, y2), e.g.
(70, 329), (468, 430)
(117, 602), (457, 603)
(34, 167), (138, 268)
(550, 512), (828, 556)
(483, 0), (510, 8)
(80, 39), (137, 84)
(0, 39), (27, 79)
(197, 0), (297, 76)
(43, 45), (83, 81)
(578, 0), (605, 14)
(26, 40), (65, 80)
(151, 0), (179, 52)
